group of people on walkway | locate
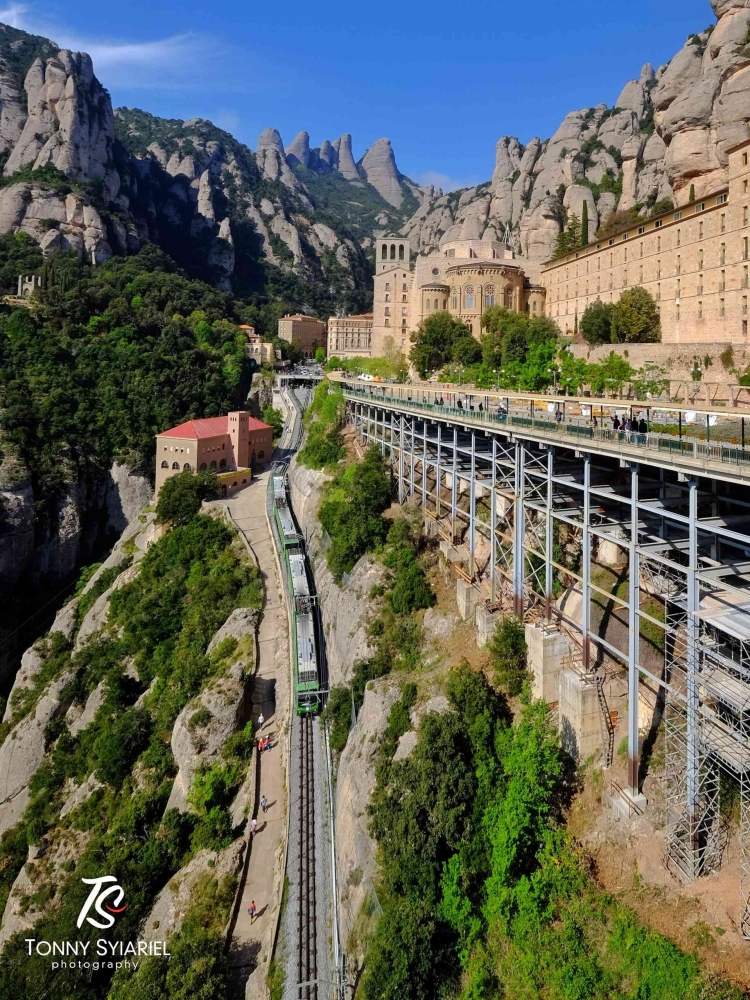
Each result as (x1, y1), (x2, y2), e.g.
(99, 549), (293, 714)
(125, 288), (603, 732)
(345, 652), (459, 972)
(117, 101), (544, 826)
(612, 413), (649, 442)
(248, 711), (273, 925)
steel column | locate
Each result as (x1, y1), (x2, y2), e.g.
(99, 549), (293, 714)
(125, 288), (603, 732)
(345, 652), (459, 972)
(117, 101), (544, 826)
(513, 442), (525, 616)
(469, 431), (476, 578)
(582, 455), (591, 672)
(687, 477), (700, 854)
(490, 437), (497, 604)
(422, 419), (428, 508)
(628, 462), (640, 796)
(398, 415), (405, 503)
(436, 424), (442, 519)
(451, 428), (458, 541)
(545, 447), (554, 619)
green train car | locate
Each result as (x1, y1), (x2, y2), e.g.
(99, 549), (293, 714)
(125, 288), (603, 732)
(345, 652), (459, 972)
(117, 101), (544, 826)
(273, 475), (321, 715)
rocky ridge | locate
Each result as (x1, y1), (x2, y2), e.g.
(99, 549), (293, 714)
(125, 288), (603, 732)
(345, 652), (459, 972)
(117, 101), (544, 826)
(402, 0), (750, 280)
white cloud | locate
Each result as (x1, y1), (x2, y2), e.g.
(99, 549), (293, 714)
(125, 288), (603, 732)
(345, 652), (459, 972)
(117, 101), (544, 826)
(0, 6), (229, 91)
(417, 169), (479, 194)
(0, 4), (28, 28)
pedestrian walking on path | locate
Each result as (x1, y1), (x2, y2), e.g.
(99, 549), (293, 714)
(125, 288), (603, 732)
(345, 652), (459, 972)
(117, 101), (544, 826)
(261, 795), (268, 813)
(258, 712), (265, 731)
(248, 901), (256, 923)
(251, 817), (257, 835)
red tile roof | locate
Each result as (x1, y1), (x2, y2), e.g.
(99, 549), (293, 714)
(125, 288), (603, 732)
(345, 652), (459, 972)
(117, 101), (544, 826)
(159, 415), (273, 439)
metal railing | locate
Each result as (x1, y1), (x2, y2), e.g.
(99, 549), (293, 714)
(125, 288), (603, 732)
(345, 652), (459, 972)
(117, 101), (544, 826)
(343, 386), (750, 474)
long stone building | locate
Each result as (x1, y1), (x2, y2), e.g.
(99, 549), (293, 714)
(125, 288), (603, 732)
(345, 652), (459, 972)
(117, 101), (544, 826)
(543, 139), (750, 343)
(331, 138), (750, 360)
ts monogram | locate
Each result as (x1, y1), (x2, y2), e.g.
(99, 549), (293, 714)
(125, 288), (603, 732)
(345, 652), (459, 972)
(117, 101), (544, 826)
(76, 877), (129, 930)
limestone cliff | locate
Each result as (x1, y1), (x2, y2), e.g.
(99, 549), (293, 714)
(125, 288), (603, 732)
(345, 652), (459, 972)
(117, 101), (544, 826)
(403, 0), (750, 280)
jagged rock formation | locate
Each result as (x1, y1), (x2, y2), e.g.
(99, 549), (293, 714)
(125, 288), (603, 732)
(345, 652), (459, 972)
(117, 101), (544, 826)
(403, 1), (750, 279)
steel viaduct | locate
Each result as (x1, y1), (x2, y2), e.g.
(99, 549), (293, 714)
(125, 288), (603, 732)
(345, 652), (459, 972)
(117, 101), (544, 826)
(331, 373), (750, 936)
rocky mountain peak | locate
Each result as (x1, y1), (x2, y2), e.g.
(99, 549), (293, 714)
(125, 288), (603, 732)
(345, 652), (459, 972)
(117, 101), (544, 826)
(286, 130), (310, 168)
(358, 137), (403, 207)
(336, 133), (361, 182)
(711, 0), (750, 14)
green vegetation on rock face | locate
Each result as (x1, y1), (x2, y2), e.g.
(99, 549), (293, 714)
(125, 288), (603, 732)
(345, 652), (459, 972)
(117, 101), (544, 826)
(155, 470), (220, 526)
(0, 246), (250, 512)
(361, 663), (745, 1000)
(0, 511), (262, 998)
(297, 379), (346, 469)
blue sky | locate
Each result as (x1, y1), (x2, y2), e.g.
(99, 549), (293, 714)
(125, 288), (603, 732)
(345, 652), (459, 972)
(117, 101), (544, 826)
(0, 0), (715, 190)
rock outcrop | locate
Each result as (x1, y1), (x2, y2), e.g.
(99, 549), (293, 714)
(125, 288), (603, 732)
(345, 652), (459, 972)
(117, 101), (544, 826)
(140, 840), (244, 942)
(402, 4), (750, 278)
(359, 138), (405, 208)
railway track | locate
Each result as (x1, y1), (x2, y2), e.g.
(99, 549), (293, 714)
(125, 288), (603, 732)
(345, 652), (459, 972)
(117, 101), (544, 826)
(297, 714), (317, 1000)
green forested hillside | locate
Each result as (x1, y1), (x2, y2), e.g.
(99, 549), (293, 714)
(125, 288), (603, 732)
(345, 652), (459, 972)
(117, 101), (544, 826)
(0, 511), (262, 999)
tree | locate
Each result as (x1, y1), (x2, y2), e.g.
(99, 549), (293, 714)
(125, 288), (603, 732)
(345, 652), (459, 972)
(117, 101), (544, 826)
(557, 347), (591, 395)
(314, 347), (325, 363)
(553, 214), (582, 258)
(410, 312), (472, 377)
(580, 299), (615, 345)
(611, 286), (661, 343)
(588, 351), (634, 396)
(689, 183), (696, 203)
(596, 207), (643, 241)
(262, 404), (284, 439)
(156, 470), (219, 526)
(487, 617), (528, 696)
(580, 200), (589, 246)
(452, 335), (483, 366)
(631, 361), (669, 399)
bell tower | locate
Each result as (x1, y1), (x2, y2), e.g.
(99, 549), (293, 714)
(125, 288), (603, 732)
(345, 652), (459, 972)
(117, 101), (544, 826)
(376, 235), (410, 273)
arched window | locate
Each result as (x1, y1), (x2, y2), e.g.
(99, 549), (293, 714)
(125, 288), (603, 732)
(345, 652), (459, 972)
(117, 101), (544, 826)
(219, 458), (226, 469)
(161, 460), (169, 469)
(183, 462), (191, 471)
(258, 450), (265, 459)
(451, 287), (458, 310)
(464, 285), (475, 310)
(390, 244), (396, 259)
(398, 245), (404, 260)
(485, 285), (495, 307)
(210, 460), (217, 470)
(381, 244), (387, 259)
(200, 463), (207, 472)
(504, 286), (514, 308)
(425, 299), (431, 311)
(172, 461), (180, 470)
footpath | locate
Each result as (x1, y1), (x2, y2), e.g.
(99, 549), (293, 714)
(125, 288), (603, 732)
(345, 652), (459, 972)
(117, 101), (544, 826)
(221, 468), (291, 1000)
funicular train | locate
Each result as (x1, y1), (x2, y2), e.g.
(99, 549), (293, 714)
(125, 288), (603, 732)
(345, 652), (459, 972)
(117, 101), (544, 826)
(272, 475), (321, 715)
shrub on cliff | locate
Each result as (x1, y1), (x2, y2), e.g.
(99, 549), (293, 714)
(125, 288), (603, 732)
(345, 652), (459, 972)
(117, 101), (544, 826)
(156, 470), (219, 525)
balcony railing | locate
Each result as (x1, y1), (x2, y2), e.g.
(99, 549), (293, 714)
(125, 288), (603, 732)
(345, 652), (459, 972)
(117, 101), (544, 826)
(342, 385), (750, 474)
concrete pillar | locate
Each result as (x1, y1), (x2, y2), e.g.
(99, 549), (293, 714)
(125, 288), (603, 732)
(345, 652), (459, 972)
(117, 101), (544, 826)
(456, 578), (480, 620)
(525, 623), (570, 704)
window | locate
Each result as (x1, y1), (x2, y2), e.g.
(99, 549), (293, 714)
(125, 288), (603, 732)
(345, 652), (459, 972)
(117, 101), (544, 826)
(200, 463), (207, 472)
(385, 282), (390, 290)
(720, 298), (726, 318)
(657, 234), (661, 252)
(654, 220), (662, 229)
(640, 243), (644, 258)
(402, 294), (407, 302)
(639, 265), (643, 283)
(744, 237), (749, 260)
(398, 245), (404, 260)
(721, 269), (726, 291)
(258, 450), (265, 460)
(172, 461), (180, 470)
(744, 320), (749, 337)
(638, 226), (645, 235)
(677, 279), (681, 299)
(699, 249), (704, 269)
(622, 233), (628, 241)
(624, 247), (628, 262)
(608, 238), (614, 246)
(451, 288), (458, 309)
(744, 206), (749, 226)
(721, 243), (727, 265)
(698, 300), (703, 319)
(623, 269), (628, 287)
(161, 460), (169, 468)
(219, 458), (226, 469)
(744, 152), (748, 167)
(597, 258), (601, 271)
(384, 306), (390, 316)
(390, 244), (396, 259)
(464, 285), (475, 309)
(743, 296), (748, 316)
(698, 276), (703, 295)
(676, 255), (681, 275)
(402, 283), (407, 292)
(485, 285), (495, 306)
(674, 212), (682, 221)
(676, 229), (681, 247)
(699, 221), (704, 239)
(402, 307), (408, 315)
(656, 283), (661, 301)
(676, 303), (680, 322)
(384, 318), (390, 327)
(745, 266), (749, 289)
(717, 193), (727, 205)
(381, 244), (387, 260)
(721, 214), (726, 233)
(384, 293), (390, 302)
(609, 253), (613, 267)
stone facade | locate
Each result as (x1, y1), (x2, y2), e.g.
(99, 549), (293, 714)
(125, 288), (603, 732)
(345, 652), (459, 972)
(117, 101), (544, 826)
(369, 234), (545, 358)
(277, 314), (327, 357)
(327, 313), (374, 356)
(543, 139), (750, 344)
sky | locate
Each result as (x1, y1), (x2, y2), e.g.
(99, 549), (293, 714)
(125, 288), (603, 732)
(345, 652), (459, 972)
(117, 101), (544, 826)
(0, 0), (716, 190)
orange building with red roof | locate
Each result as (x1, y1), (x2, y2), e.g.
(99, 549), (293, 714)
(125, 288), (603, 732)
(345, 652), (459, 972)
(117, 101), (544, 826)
(155, 411), (273, 497)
